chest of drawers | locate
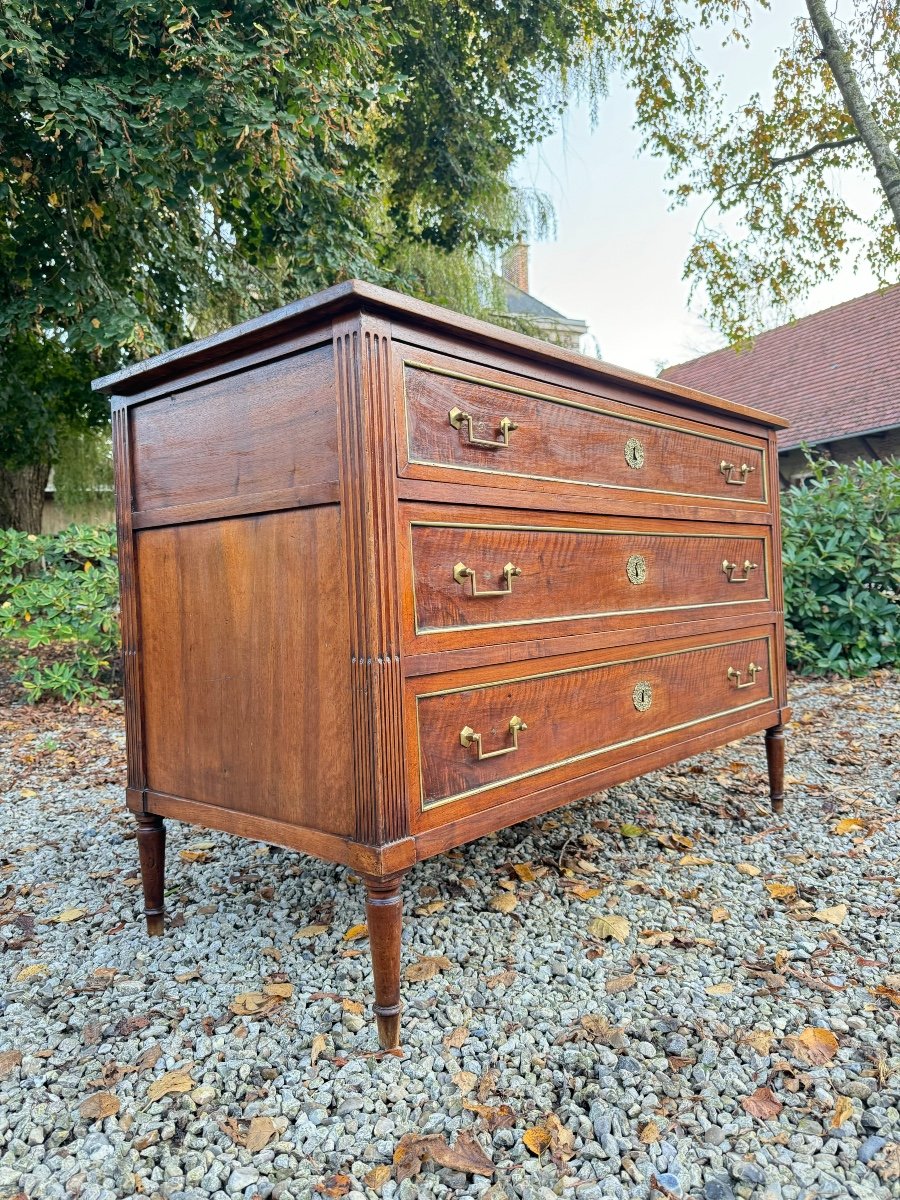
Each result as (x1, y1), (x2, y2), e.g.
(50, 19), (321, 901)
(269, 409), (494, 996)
(94, 281), (790, 1049)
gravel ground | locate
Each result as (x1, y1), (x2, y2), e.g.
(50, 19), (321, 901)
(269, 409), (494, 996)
(0, 672), (898, 1200)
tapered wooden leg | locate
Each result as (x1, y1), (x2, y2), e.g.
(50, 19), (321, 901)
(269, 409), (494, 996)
(135, 813), (166, 936)
(765, 723), (785, 815)
(363, 872), (406, 1050)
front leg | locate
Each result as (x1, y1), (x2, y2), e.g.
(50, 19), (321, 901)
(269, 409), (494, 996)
(362, 871), (407, 1049)
(135, 812), (166, 936)
(765, 723), (786, 815)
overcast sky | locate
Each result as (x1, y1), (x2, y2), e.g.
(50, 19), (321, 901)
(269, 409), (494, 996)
(513, 1), (883, 375)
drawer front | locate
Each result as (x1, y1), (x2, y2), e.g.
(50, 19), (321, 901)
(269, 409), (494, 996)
(409, 516), (772, 641)
(401, 358), (769, 508)
(413, 631), (775, 812)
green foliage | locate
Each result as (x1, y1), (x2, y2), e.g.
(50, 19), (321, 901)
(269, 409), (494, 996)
(0, 524), (119, 702)
(781, 455), (900, 676)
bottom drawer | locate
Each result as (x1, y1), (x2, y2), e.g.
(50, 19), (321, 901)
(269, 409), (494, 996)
(411, 627), (776, 817)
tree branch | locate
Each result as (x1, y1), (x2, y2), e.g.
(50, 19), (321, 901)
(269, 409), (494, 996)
(770, 134), (861, 167)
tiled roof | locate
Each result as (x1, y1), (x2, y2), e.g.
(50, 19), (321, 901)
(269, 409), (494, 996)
(661, 286), (900, 450)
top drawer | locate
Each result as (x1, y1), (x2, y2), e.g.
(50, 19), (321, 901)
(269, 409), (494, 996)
(398, 353), (770, 511)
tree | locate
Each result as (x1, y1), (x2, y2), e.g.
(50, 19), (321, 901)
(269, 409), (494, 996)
(0, 0), (607, 530)
(606, 0), (900, 341)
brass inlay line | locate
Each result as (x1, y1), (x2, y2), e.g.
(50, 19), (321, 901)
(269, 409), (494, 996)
(402, 358), (769, 506)
(415, 634), (775, 809)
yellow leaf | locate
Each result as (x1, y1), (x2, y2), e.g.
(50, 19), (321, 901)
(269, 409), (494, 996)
(490, 892), (518, 914)
(831, 1095), (853, 1128)
(833, 818), (866, 835)
(619, 823), (646, 838)
(310, 1033), (327, 1066)
(523, 1126), (553, 1156)
(639, 1120), (660, 1144)
(706, 982), (734, 996)
(765, 881), (797, 901)
(15, 964), (48, 980)
(710, 906), (730, 923)
(179, 849), (212, 863)
(51, 908), (87, 924)
(147, 1069), (193, 1101)
(569, 884), (602, 901)
(511, 862), (536, 882)
(19, 787), (38, 798)
(452, 1071), (478, 1093)
(343, 924), (368, 941)
(363, 1165), (392, 1194)
(813, 904), (847, 926)
(588, 914), (631, 944)
(294, 924), (329, 939)
(787, 1026), (839, 1066)
(80, 1091), (120, 1121)
(736, 863), (761, 876)
(679, 854), (713, 866)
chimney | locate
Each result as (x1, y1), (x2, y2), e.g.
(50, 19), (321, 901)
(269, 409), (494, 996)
(502, 241), (529, 293)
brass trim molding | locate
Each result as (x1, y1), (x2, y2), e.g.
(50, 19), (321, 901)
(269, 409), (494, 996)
(402, 359), (769, 506)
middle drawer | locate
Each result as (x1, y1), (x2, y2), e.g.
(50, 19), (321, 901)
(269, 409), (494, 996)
(401, 504), (774, 653)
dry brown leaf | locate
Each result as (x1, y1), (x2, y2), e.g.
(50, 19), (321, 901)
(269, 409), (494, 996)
(639, 929), (675, 946)
(741, 1029), (775, 1055)
(710, 906), (730, 923)
(588, 914), (631, 944)
(363, 1165), (392, 1194)
(785, 1026), (839, 1066)
(230, 992), (283, 1017)
(452, 1071), (478, 1094)
(462, 1101), (516, 1132)
(736, 863), (761, 876)
(522, 1126), (553, 1156)
(0, 1051), (22, 1080)
(813, 904), (848, 926)
(870, 985), (900, 1007)
(639, 1120), (660, 1144)
(831, 1095), (854, 1128)
(263, 982), (293, 999)
(555, 1013), (627, 1048)
(741, 1086), (783, 1121)
(343, 923), (368, 941)
(544, 1113), (576, 1165)
(404, 955), (452, 982)
(705, 982), (734, 996)
(511, 862), (536, 882)
(50, 907), (86, 923)
(484, 969), (516, 989)
(393, 1131), (494, 1182)
(294, 924), (329, 939)
(414, 901), (446, 916)
(80, 1091), (119, 1121)
(315, 1173), (351, 1197)
(310, 1033), (328, 1066)
(179, 849), (213, 863)
(341, 998), (364, 1015)
(147, 1069), (193, 1101)
(765, 882), (797, 901)
(872, 1143), (900, 1182)
(569, 884), (603, 901)
(490, 892), (518, 914)
(679, 854), (714, 866)
(605, 972), (637, 995)
(833, 818), (866, 835)
(245, 1116), (277, 1153)
(444, 1026), (469, 1049)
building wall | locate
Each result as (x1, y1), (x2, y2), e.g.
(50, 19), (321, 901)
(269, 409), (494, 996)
(778, 428), (900, 486)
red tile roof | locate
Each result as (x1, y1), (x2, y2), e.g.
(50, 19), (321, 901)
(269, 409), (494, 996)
(661, 285), (900, 450)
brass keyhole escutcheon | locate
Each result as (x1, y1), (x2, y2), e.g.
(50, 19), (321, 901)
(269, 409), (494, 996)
(632, 680), (653, 712)
(624, 437), (645, 469)
(626, 553), (647, 585)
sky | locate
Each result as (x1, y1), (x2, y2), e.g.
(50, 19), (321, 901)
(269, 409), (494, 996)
(513, 1), (883, 376)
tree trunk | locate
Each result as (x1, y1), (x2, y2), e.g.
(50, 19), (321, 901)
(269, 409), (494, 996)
(805, 0), (900, 234)
(0, 462), (50, 533)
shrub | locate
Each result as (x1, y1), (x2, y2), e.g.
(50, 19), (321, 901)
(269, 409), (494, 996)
(781, 456), (899, 676)
(0, 524), (120, 702)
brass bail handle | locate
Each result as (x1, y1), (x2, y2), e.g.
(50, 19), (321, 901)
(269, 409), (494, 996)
(727, 662), (762, 689)
(453, 560), (524, 597)
(722, 558), (758, 583)
(460, 715), (528, 760)
(449, 405), (518, 449)
(720, 460), (756, 486)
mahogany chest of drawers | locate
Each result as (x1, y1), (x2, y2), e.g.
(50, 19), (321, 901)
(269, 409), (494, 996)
(94, 281), (790, 1048)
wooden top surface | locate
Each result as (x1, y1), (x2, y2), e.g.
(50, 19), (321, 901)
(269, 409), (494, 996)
(92, 279), (789, 429)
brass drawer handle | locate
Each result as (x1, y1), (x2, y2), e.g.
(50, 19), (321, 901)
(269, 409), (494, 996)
(720, 460), (756, 485)
(460, 715), (527, 760)
(449, 405), (518, 449)
(722, 558), (758, 583)
(453, 560), (522, 597)
(727, 662), (762, 689)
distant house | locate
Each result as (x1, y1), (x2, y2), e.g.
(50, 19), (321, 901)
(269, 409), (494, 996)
(498, 243), (590, 353)
(661, 286), (900, 485)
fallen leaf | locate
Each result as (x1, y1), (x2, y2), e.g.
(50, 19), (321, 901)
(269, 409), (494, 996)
(0, 1051), (22, 1080)
(490, 892), (517, 914)
(605, 972), (637, 995)
(147, 1069), (193, 1101)
(619, 823), (646, 838)
(870, 985), (900, 1007)
(179, 849), (213, 863)
(741, 1029), (775, 1055)
(310, 1034), (328, 1066)
(765, 882), (797, 901)
(15, 963), (48, 980)
(872, 1142), (900, 1182)
(833, 818), (866, 835)
(679, 854), (713, 866)
(315, 1173), (351, 1197)
(229, 992), (284, 1017)
(544, 1113), (576, 1165)
(736, 863), (761, 876)
(813, 904), (848, 926)
(393, 1131), (494, 1181)
(462, 1101), (516, 1131)
(569, 884), (603, 901)
(80, 1091), (119, 1120)
(245, 1116), (277, 1152)
(362, 1165), (392, 1194)
(705, 982), (734, 996)
(710, 906), (730, 922)
(639, 1120), (660, 1144)
(484, 969), (516, 989)
(404, 955), (452, 982)
(294, 924), (329, 939)
(452, 1071), (478, 1093)
(341, 998), (364, 1015)
(741, 1086), (783, 1121)
(831, 1096), (853, 1128)
(511, 862), (536, 882)
(343, 924), (368, 941)
(444, 1027), (469, 1049)
(784, 1026), (839, 1066)
(588, 914), (631, 944)
(414, 901), (446, 916)
(639, 929), (675, 946)
(554, 1013), (627, 1048)
(49, 907), (87, 924)
(263, 982), (293, 999)
(523, 1126), (553, 1156)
